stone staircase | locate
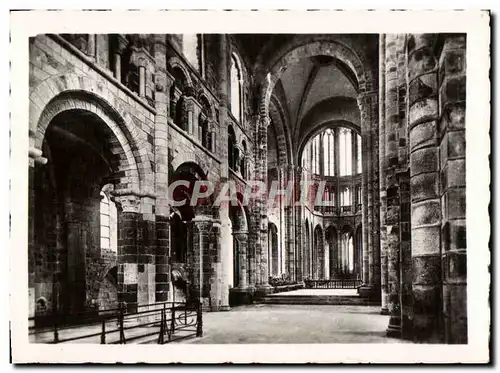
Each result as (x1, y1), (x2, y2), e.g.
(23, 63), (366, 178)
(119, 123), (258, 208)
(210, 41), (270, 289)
(259, 293), (379, 306)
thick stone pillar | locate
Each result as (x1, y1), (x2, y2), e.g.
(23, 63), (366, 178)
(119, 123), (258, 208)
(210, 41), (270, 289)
(384, 34), (402, 337)
(28, 146), (48, 323)
(208, 222), (223, 311)
(438, 34), (467, 343)
(255, 115), (272, 295)
(358, 90), (380, 299)
(379, 34), (390, 315)
(295, 166), (304, 281)
(285, 165), (296, 280)
(153, 34), (171, 303)
(115, 194), (141, 313)
(396, 34), (413, 340)
(231, 231), (253, 304)
(408, 33), (443, 342)
(190, 215), (213, 309)
(219, 209), (232, 310)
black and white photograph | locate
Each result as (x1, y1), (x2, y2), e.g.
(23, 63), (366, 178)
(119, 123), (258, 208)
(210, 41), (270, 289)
(8, 9), (490, 364)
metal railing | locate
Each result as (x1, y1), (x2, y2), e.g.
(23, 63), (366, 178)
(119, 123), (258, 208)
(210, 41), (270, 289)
(29, 301), (202, 344)
(304, 279), (362, 289)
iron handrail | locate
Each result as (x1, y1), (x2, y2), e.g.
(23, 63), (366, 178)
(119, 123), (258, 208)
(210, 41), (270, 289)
(29, 301), (203, 345)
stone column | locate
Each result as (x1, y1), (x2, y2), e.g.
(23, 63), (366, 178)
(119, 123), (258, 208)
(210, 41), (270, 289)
(285, 164), (296, 280)
(384, 34), (402, 337)
(138, 65), (146, 97)
(439, 34), (467, 343)
(87, 34), (96, 60)
(236, 232), (249, 288)
(191, 216), (213, 309)
(294, 166), (303, 281)
(379, 34), (390, 315)
(408, 33), (442, 342)
(208, 222), (222, 311)
(114, 34), (128, 83)
(137, 199), (156, 312)
(395, 34), (413, 339)
(358, 90), (380, 299)
(255, 115), (273, 295)
(28, 145), (48, 324)
(153, 34), (171, 303)
(114, 194), (141, 314)
(359, 121), (369, 286)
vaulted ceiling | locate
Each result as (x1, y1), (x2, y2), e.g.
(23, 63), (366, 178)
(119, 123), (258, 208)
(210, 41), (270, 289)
(277, 55), (358, 139)
(233, 34), (377, 165)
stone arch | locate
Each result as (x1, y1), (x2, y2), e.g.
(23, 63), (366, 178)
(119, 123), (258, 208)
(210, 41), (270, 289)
(230, 200), (249, 233)
(198, 93), (213, 120)
(269, 95), (292, 165)
(297, 120), (361, 168)
(258, 38), (373, 119)
(29, 74), (154, 192)
(170, 152), (210, 179)
(167, 56), (194, 89)
(296, 96), (361, 150)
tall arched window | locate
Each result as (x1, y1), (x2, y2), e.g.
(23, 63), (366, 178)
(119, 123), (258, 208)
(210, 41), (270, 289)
(339, 128), (352, 176)
(228, 125), (236, 170)
(230, 53), (243, 123)
(100, 188), (117, 253)
(301, 126), (360, 176)
(182, 34), (202, 74)
(323, 129), (335, 176)
(312, 135), (320, 174)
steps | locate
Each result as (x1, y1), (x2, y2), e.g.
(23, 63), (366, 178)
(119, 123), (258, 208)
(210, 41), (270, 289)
(259, 294), (379, 306)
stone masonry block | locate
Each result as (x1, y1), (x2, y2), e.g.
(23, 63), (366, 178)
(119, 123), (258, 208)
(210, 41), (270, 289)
(411, 225), (441, 256)
(410, 147), (438, 177)
(411, 199), (441, 227)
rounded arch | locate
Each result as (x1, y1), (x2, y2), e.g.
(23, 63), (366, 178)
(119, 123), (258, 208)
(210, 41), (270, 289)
(168, 56), (194, 89)
(229, 201), (249, 233)
(30, 76), (154, 191)
(269, 95), (292, 165)
(199, 94), (213, 119)
(257, 38), (373, 119)
(298, 120), (361, 167)
(296, 96), (360, 149)
(171, 153), (210, 179)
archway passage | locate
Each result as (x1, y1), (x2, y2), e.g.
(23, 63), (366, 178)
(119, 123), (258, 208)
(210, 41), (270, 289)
(33, 108), (129, 316)
(168, 162), (213, 304)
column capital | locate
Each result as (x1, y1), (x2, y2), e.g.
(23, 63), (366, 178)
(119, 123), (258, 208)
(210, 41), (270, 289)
(113, 194), (141, 213)
(233, 231), (248, 241)
(192, 215), (217, 231)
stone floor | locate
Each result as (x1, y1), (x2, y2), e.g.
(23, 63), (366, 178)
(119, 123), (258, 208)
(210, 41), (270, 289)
(185, 304), (408, 344)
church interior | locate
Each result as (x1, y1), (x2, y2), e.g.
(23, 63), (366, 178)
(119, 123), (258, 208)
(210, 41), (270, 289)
(28, 32), (467, 344)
